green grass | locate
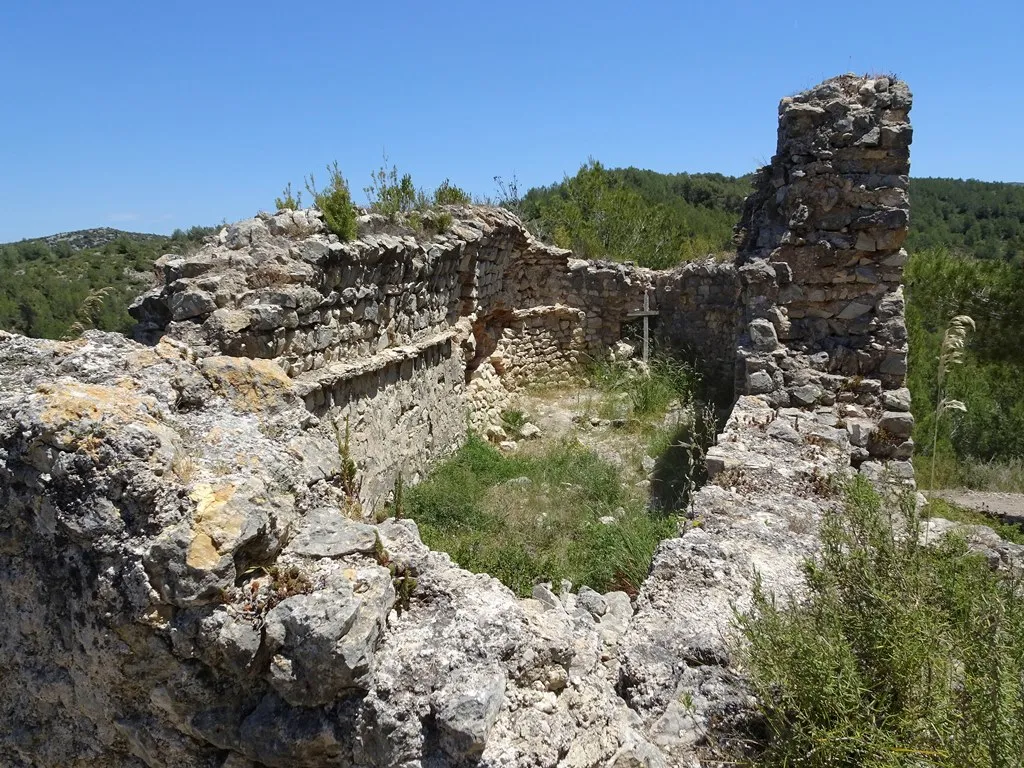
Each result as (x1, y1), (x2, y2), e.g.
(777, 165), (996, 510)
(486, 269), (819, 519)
(735, 475), (1024, 767)
(585, 353), (701, 423)
(405, 434), (676, 596)
(914, 453), (1024, 494)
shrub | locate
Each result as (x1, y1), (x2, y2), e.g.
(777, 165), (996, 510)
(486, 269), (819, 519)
(492, 174), (524, 219)
(365, 154), (416, 220)
(500, 409), (528, 439)
(274, 182), (302, 211)
(735, 475), (1024, 767)
(306, 162), (357, 241)
(434, 211), (453, 233)
(433, 178), (472, 206)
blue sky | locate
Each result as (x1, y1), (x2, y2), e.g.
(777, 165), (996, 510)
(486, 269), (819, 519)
(1, 0), (1021, 241)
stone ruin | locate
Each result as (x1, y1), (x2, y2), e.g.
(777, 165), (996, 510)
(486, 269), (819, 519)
(0, 75), (925, 767)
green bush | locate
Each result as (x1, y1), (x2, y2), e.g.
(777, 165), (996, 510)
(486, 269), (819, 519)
(586, 353), (701, 422)
(736, 476), (1024, 767)
(433, 178), (472, 206)
(274, 182), (301, 211)
(365, 155), (416, 220)
(404, 434), (675, 596)
(500, 408), (528, 438)
(306, 162), (357, 241)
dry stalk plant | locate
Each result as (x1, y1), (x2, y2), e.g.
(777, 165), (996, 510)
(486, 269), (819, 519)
(928, 315), (975, 503)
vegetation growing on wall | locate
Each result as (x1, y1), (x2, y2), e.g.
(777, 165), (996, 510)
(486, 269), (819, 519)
(306, 162), (358, 240)
(364, 155), (417, 220)
(432, 178), (472, 206)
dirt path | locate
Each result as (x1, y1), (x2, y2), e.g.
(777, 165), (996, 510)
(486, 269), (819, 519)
(934, 490), (1024, 523)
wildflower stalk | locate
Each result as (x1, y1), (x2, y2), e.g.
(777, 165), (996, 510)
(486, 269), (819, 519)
(928, 315), (975, 521)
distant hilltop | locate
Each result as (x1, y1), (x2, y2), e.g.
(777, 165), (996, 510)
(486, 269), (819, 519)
(3, 227), (164, 252)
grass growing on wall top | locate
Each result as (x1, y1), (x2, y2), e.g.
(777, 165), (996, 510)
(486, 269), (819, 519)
(405, 434), (676, 596)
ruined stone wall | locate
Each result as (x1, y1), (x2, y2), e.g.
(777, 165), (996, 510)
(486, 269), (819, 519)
(126, 76), (914, 504)
(564, 259), (652, 351)
(732, 74), (915, 464)
(1, 74), (926, 768)
(735, 75), (912, 385)
(293, 334), (466, 502)
(132, 208), (744, 506)
(655, 260), (742, 391)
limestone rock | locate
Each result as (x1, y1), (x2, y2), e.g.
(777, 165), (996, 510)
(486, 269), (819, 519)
(879, 410), (914, 438)
(519, 422), (542, 439)
(1, 72), (920, 768)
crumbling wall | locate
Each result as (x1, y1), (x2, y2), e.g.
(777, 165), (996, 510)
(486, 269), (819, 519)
(616, 79), (920, 756)
(132, 207), (744, 506)
(655, 259), (742, 393)
(1, 74), (925, 768)
(128, 75), (914, 504)
(733, 74), (915, 464)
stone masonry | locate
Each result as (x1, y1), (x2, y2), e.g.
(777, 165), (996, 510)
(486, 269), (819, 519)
(130, 206), (737, 505)
(0, 75), (935, 768)
(733, 74), (915, 464)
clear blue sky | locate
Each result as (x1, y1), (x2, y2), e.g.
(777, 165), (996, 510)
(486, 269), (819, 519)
(1, 0), (1021, 241)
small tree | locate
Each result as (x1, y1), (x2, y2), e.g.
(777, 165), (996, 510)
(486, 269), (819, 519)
(433, 178), (472, 206)
(274, 182), (302, 211)
(365, 153), (416, 220)
(306, 162), (358, 241)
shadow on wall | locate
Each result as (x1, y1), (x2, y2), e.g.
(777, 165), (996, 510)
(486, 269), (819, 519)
(650, 403), (719, 513)
(467, 309), (515, 382)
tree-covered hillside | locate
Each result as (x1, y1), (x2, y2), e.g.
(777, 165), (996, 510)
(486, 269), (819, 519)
(0, 227), (213, 339)
(906, 178), (1024, 261)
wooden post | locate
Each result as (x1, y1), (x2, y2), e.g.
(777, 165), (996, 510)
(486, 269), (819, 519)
(626, 290), (659, 364)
